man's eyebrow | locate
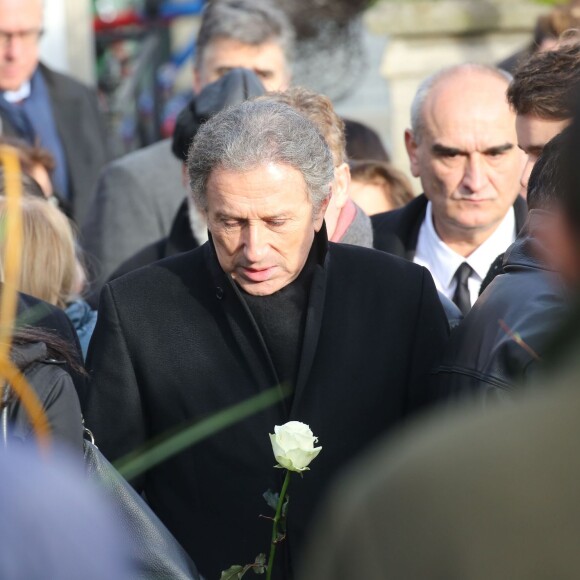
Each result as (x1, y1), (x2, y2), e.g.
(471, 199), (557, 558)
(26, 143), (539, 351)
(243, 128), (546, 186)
(431, 144), (466, 156)
(517, 143), (543, 156)
(431, 143), (514, 156)
(483, 143), (513, 155)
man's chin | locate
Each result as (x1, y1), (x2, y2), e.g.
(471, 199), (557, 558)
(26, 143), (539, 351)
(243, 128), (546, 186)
(237, 280), (281, 296)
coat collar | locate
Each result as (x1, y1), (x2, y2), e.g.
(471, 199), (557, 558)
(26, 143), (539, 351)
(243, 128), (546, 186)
(372, 193), (528, 260)
(203, 225), (330, 418)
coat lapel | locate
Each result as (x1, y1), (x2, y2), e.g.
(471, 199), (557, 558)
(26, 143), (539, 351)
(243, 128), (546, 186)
(204, 243), (289, 414)
(40, 65), (87, 217)
(289, 236), (329, 416)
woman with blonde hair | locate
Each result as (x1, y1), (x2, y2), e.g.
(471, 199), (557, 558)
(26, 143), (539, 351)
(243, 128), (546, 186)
(0, 195), (96, 359)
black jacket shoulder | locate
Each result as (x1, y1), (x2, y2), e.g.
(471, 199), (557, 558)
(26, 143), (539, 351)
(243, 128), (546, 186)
(371, 194), (528, 259)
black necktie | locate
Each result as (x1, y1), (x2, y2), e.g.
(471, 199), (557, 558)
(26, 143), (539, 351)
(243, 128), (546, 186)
(452, 262), (473, 315)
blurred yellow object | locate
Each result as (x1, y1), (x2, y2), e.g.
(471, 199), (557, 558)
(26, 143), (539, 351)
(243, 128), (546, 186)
(0, 146), (50, 449)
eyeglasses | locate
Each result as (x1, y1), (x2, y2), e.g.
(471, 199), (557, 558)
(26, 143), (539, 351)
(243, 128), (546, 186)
(0, 28), (43, 47)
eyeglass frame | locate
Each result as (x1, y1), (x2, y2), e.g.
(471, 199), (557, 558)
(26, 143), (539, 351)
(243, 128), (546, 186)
(0, 28), (44, 47)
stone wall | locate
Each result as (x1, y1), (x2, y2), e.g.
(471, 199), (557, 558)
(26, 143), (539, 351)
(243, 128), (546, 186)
(365, 0), (548, 189)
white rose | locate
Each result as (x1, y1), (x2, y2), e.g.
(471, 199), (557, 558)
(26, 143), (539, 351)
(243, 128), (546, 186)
(269, 421), (322, 473)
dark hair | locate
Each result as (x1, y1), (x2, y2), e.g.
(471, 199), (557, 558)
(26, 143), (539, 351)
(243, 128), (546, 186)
(349, 160), (414, 209)
(533, 5), (580, 47)
(527, 127), (571, 211)
(0, 164), (45, 199)
(11, 326), (86, 376)
(507, 41), (580, 120)
(343, 119), (390, 162)
(562, 92), (580, 237)
(194, 0), (294, 70)
(172, 69), (265, 162)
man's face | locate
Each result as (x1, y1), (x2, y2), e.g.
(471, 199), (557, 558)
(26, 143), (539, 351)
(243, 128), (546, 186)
(406, 72), (525, 245)
(205, 163), (328, 296)
(0, 0), (42, 91)
(194, 38), (290, 93)
(516, 114), (570, 194)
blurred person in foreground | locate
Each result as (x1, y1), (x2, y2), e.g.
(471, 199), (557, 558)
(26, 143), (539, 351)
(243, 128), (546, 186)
(298, 99), (580, 580)
(0, 0), (108, 224)
(372, 64), (527, 316)
(83, 99), (449, 578)
(0, 445), (133, 579)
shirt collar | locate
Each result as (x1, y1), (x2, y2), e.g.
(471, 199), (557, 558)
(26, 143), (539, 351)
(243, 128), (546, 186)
(417, 201), (516, 288)
(3, 81), (31, 103)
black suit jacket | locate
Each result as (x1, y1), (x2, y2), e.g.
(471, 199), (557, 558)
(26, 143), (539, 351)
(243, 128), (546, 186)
(108, 199), (200, 284)
(0, 64), (109, 224)
(83, 232), (449, 579)
(371, 194), (529, 259)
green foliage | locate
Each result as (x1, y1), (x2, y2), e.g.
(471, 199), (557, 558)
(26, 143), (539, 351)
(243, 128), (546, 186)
(221, 565), (246, 579)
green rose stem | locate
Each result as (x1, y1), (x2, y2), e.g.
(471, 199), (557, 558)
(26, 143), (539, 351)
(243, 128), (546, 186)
(266, 469), (292, 580)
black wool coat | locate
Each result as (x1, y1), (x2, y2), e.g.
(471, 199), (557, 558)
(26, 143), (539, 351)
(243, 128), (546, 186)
(83, 231), (449, 579)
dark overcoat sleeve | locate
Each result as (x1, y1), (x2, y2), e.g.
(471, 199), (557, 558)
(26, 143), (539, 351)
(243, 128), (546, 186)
(35, 366), (84, 453)
(82, 284), (146, 467)
(404, 267), (450, 413)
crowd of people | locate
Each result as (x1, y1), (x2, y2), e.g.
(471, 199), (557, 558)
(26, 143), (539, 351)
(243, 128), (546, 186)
(2, 0), (580, 577)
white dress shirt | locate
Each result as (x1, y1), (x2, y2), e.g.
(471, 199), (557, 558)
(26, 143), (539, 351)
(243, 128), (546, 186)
(414, 202), (516, 307)
(3, 81), (31, 103)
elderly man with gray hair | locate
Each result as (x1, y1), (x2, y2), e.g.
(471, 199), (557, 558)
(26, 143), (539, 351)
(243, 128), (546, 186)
(83, 99), (448, 579)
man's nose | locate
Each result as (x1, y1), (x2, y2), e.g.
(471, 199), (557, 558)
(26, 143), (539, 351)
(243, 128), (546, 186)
(462, 154), (486, 192)
(243, 223), (268, 263)
(520, 157), (534, 193)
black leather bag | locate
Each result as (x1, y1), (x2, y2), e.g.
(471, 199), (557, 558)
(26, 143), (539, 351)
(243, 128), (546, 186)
(83, 437), (202, 580)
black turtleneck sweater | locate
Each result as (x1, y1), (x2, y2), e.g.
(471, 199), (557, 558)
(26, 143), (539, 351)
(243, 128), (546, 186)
(241, 240), (317, 388)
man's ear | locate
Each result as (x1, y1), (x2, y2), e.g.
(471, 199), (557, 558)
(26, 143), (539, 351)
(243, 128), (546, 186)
(313, 191), (332, 231)
(332, 162), (351, 210)
(404, 129), (421, 178)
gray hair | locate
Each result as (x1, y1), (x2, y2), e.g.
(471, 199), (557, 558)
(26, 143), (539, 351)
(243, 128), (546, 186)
(410, 63), (513, 143)
(187, 99), (334, 212)
(194, 0), (295, 69)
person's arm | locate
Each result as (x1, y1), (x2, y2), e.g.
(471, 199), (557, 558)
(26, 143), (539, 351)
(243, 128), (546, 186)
(404, 267), (450, 413)
(40, 366), (84, 453)
(83, 284), (147, 474)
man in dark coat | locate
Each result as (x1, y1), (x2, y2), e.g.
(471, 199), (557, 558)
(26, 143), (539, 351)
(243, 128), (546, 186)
(84, 99), (449, 579)
(0, 0), (109, 224)
(372, 64), (527, 315)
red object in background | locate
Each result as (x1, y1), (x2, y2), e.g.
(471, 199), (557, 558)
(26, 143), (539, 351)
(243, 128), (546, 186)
(94, 9), (141, 32)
